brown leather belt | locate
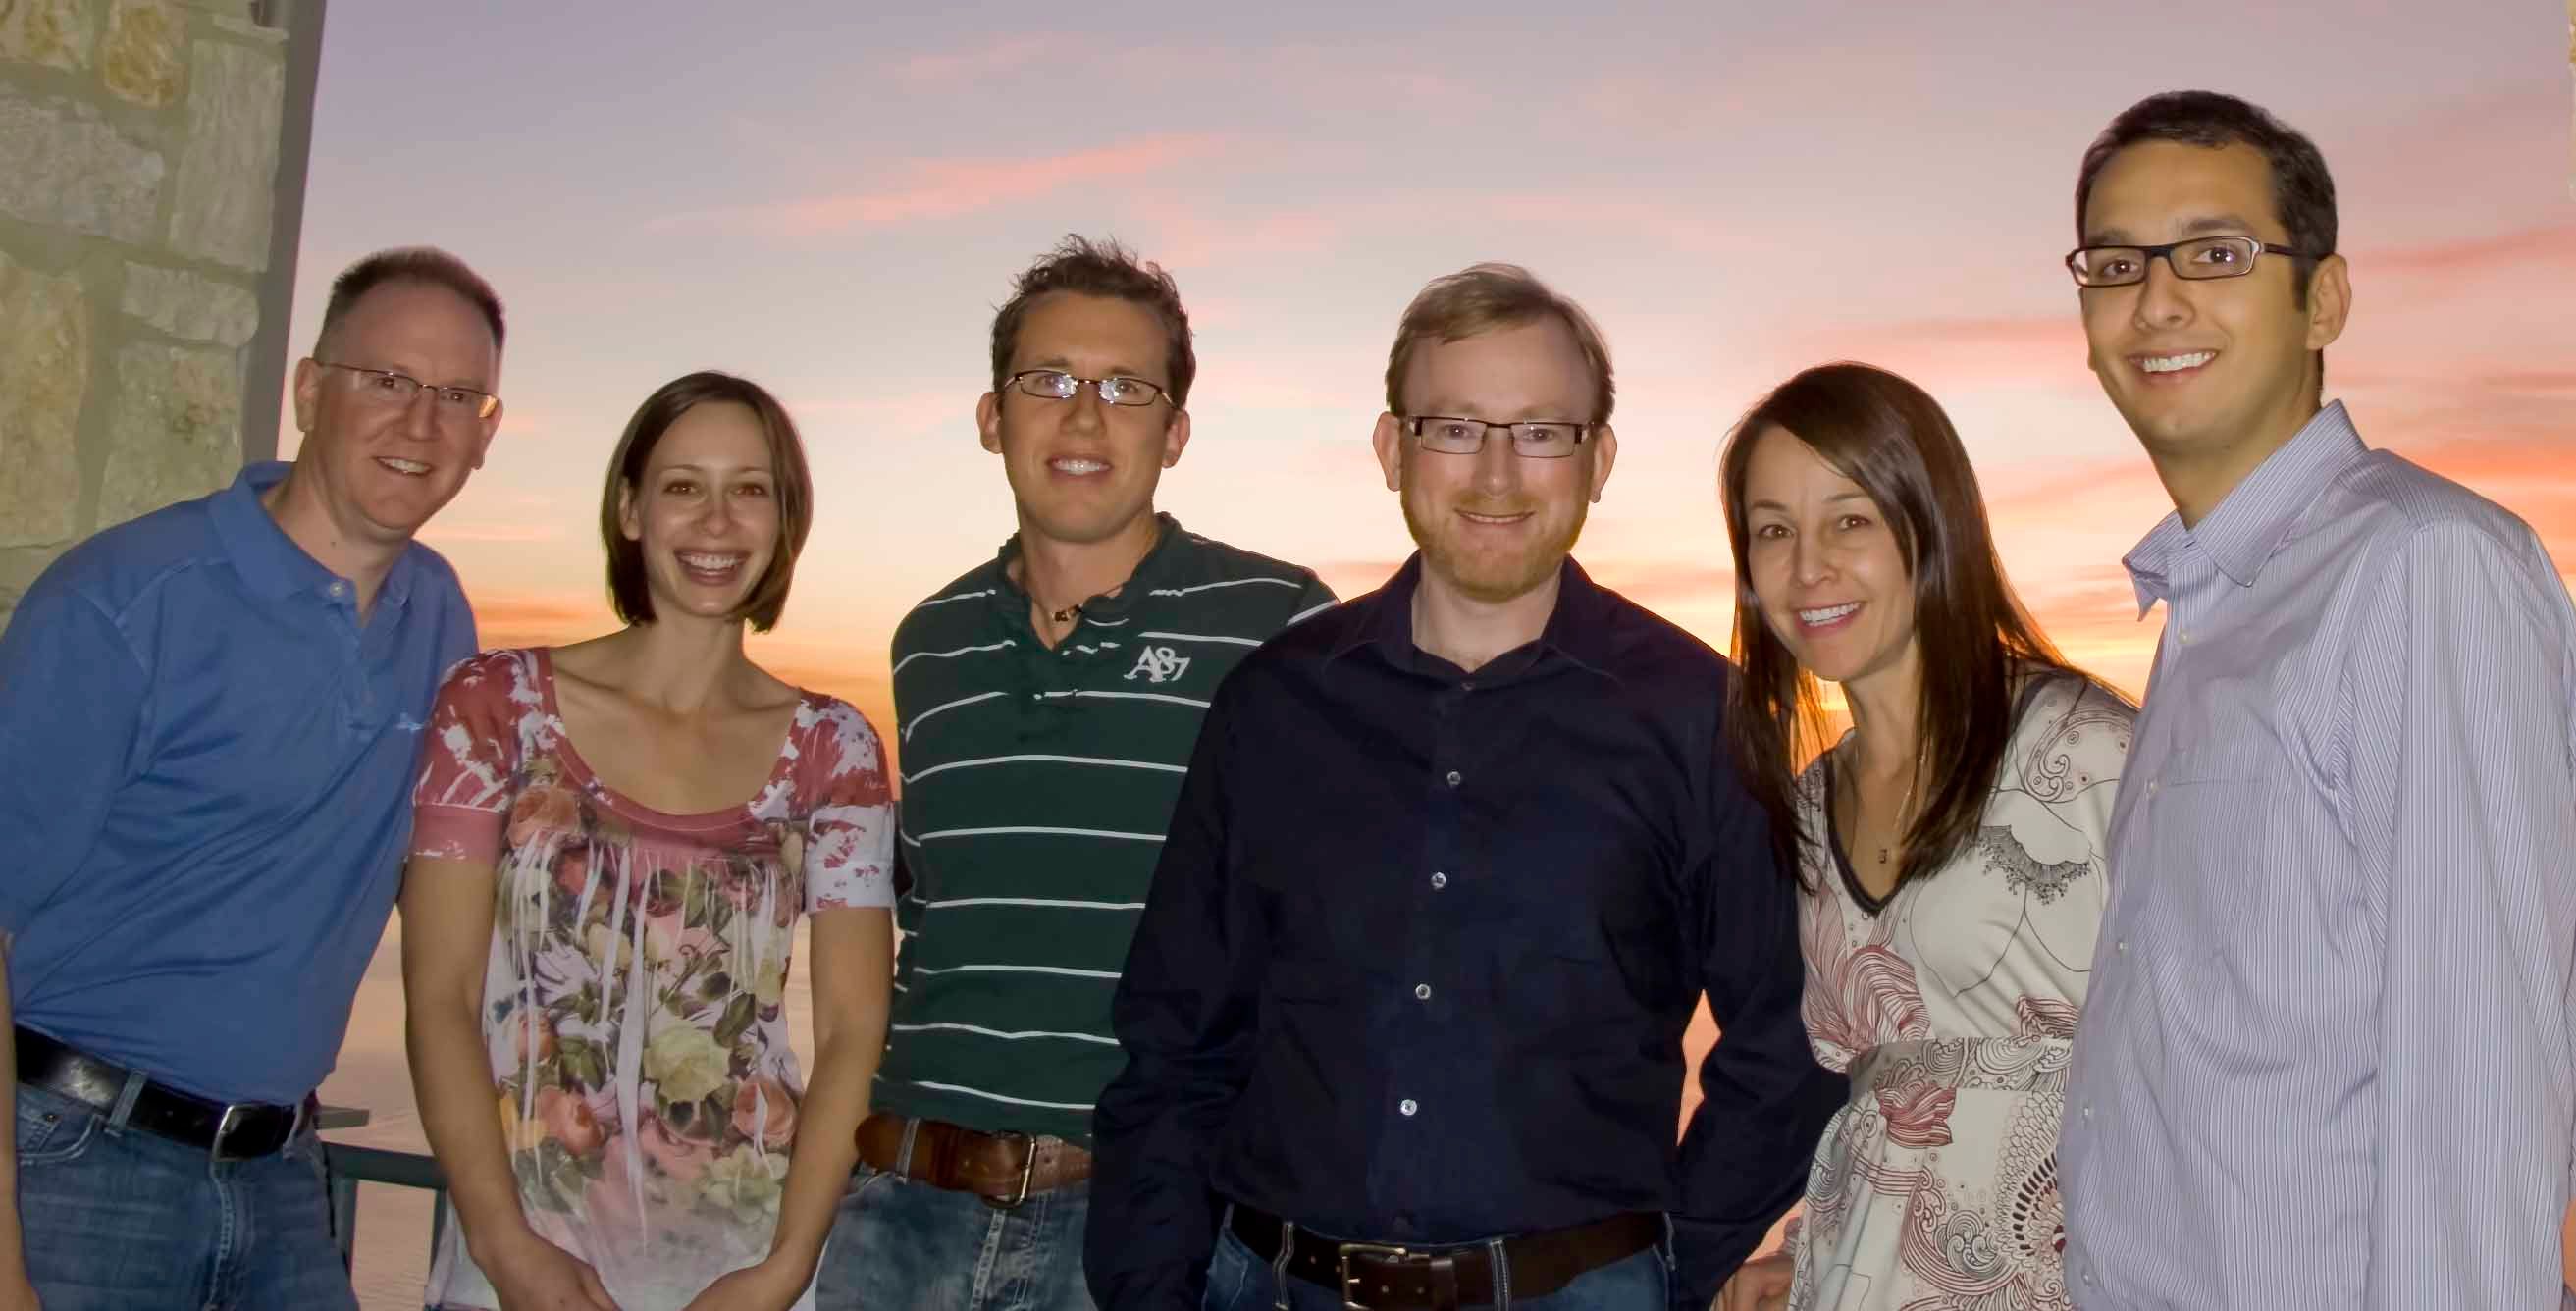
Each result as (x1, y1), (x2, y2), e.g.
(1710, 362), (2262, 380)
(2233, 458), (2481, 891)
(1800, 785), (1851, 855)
(853, 1112), (1090, 1208)
(1229, 1203), (1661, 1310)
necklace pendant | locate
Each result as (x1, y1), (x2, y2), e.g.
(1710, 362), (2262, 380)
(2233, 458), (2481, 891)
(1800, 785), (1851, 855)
(1876, 846), (1890, 865)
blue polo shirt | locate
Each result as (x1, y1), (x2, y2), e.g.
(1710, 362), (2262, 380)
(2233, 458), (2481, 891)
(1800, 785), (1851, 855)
(0, 461), (475, 1105)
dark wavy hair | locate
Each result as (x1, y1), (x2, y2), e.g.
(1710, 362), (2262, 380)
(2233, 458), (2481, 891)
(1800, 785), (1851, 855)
(988, 235), (1196, 407)
(1717, 362), (2110, 892)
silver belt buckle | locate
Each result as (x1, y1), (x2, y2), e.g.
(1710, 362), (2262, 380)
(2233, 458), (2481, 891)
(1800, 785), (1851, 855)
(986, 1131), (1039, 1209)
(210, 1102), (252, 1160)
(1336, 1241), (1411, 1311)
(209, 1098), (301, 1161)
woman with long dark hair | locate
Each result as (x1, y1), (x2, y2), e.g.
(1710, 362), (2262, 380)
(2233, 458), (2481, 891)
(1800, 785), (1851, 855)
(1713, 364), (2133, 1311)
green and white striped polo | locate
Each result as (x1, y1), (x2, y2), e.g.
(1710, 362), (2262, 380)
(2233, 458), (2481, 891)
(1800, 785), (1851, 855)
(871, 513), (1334, 1144)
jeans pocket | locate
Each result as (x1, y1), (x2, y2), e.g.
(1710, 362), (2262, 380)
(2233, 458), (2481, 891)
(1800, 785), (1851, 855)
(14, 1088), (102, 1166)
(1200, 1224), (1258, 1311)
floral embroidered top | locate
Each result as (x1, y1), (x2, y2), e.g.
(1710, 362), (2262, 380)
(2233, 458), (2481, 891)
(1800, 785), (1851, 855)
(408, 648), (895, 1311)
(1785, 673), (2133, 1311)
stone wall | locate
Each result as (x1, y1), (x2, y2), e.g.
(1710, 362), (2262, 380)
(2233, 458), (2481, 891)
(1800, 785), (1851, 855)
(0, 0), (321, 627)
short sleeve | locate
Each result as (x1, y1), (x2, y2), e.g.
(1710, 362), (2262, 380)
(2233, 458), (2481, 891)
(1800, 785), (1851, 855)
(0, 569), (148, 933)
(408, 649), (527, 865)
(799, 697), (896, 912)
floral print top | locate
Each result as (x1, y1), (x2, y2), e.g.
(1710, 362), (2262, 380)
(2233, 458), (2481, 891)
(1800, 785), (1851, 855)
(1786, 673), (2133, 1310)
(408, 648), (895, 1311)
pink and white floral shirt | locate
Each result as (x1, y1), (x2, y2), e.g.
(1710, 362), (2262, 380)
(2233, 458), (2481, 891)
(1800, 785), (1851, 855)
(409, 648), (894, 1311)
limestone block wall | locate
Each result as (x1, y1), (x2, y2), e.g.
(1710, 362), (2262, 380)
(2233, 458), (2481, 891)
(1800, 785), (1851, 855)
(0, 0), (322, 628)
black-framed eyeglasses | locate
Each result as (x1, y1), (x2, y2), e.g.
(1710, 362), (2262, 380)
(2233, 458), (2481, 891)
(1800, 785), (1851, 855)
(313, 360), (501, 421)
(1004, 369), (1173, 409)
(1400, 415), (1594, 458)
(2064, 235), (2322, 288)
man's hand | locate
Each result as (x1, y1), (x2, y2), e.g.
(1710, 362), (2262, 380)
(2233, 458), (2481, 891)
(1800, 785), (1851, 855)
(479, 1227), (618, 1311)
(678, 1257), (808, 1311)
(1716, 1250), (1792, 1311)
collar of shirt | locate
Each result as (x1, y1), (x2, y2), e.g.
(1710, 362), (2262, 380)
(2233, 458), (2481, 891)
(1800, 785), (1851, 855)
(1324, 553), (1621, 684)
(990, 511), (1186, 621)
(2122, 400), (2369, 615)
(205, 460), (423, 611)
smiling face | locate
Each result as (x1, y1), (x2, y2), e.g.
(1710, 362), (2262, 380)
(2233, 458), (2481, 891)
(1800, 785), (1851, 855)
(1373, 317), (1616, 606)
(976, 291), (1190, 553)
(617, 401), (780, 624)
(289, 279), (502, 548)
(1738, 425), (1919, 695)
(2078, 140), (2350, 514)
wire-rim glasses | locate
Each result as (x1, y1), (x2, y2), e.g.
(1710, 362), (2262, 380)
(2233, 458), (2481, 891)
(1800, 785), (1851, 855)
(1401, 415), (1594, 458)
(1005, 369), (1173, 408)
(313, 360), (501, 421)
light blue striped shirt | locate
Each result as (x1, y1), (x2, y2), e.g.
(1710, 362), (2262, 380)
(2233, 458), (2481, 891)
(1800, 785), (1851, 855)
(2060, 401), (2576, 1308)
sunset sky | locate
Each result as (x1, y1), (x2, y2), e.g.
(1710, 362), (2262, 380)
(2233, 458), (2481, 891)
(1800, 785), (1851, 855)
(294, 7), (2571, 1299)
(279, 2), (2576, 749)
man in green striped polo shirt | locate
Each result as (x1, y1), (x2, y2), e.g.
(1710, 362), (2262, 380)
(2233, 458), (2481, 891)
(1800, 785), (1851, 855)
(815, 236), (1333, 1311)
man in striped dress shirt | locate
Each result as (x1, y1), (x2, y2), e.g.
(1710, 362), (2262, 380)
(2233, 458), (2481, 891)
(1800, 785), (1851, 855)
(2055, 90), (2576, 1307)
(813, 236), (1333, 1311)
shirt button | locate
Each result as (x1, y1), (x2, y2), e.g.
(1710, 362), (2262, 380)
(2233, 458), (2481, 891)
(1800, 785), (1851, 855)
(2146, 779), (2159, 796)
(1459, 681), (1475, 692)
(1430, 871), (1447, 890)
(1414, 983), (1432, 1001)
(1445, 770), (1462, 787)
(2116, 940), (2128, 954)
(2082, 1105), (2093, 1119)
(328, 580), (349, 597)
(1398, 1098), (1418, 1117)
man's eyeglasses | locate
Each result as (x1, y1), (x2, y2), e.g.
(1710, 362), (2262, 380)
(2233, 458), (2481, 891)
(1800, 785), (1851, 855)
(2064, 235), (2321, 288)
(314, 361), (500, 421)
(1004, 369), (1173, 409)
(1401, 415), (1595, 459)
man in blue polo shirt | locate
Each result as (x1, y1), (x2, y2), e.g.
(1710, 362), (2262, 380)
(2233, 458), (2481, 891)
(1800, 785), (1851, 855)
(0, 247), (506, 1310)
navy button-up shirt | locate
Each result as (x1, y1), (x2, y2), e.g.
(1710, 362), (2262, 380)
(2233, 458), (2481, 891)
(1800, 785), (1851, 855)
(1089, 556), (1841, 1309)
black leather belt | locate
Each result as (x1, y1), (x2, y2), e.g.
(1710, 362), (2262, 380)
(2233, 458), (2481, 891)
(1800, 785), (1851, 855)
(1229, 1203), (1661, 1310)
(14, 1026), (309, 1161)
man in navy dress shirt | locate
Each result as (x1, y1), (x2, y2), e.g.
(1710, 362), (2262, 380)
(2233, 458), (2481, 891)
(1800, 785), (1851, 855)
(0, 248), (504, 1310)
(1088, 263), (1838, 1311)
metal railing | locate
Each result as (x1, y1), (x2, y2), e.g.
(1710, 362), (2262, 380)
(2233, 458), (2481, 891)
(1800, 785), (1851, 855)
(319, 1107), (453, 1276)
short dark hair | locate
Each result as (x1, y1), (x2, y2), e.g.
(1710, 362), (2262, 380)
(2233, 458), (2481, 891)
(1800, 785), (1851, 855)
(988, 236), (1196, 407)
(600, 371), (814, 633)
(2075, 90), (2338, 302)
(1384, 262), (1614, 423)
(315, 246), (505, 355)
(1717, 362), (2119, 892)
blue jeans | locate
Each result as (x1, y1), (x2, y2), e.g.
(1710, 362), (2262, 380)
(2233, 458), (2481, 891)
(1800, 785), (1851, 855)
(813, 1164), (1093, 1311)
(13, 1082), (356, 1310)
(1200, 1215), (1672, 1311)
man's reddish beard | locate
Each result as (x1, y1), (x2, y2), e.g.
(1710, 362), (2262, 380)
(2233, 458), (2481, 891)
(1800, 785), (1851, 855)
(1400, 483), (1590, 604)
